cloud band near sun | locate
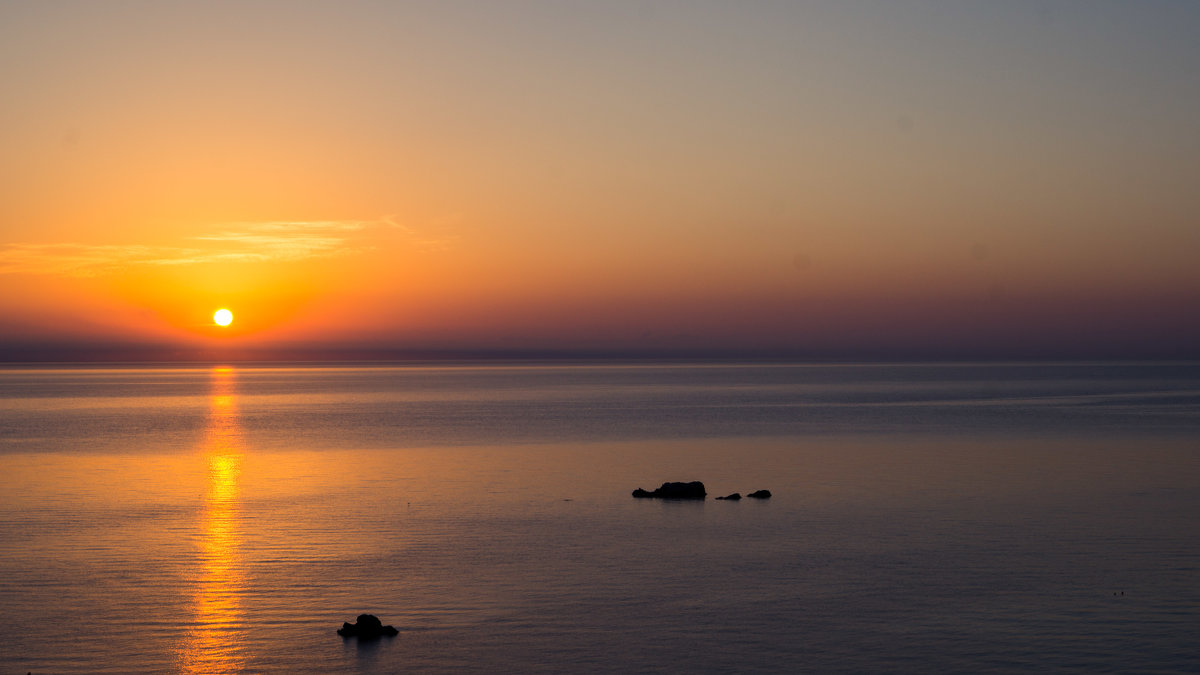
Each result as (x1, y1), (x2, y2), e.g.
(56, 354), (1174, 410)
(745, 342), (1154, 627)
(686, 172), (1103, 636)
(0, 218), (411, 277)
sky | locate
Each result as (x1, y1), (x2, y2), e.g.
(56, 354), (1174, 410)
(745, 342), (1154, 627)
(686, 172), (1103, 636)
(2, 0), (1199, 360)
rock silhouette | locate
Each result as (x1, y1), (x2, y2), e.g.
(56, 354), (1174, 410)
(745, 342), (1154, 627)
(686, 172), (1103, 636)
(747, 489), (772, 499)
(632, 481), (706, 500)
(338, 614), (398, 638)
(716, 492), (742, 500)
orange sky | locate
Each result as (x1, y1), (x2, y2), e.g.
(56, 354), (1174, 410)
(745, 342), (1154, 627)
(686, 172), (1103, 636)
(2, 2), (1199, 359)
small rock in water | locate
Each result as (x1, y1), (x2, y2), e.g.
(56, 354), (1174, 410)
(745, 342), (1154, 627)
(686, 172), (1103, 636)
(747, 489), (772, 499)
(338, 614), (399, 638)
(631, 481), (706, 500)
(716, 492), (742, 500)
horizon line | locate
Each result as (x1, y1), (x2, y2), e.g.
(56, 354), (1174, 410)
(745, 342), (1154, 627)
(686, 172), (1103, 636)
(2, 342), (1198, 365)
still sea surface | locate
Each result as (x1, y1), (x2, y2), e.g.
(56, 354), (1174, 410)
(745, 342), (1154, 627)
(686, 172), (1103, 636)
(1, 362), (1198, 673)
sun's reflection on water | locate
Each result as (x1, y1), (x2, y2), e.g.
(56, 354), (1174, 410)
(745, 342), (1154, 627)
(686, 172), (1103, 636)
(179, 366), (247, 673)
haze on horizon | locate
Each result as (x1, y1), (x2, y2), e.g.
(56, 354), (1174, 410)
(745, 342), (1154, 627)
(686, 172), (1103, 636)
(2, 1), (1199, 361)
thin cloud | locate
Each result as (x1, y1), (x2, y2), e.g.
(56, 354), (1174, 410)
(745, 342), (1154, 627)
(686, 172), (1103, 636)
(0, 218), (399, 277)
(0, 243), (186, 276)
(229, 219), (372, 233)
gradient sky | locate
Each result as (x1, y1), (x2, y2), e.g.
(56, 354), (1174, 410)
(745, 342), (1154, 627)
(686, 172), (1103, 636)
(2, 1), (1199, 359)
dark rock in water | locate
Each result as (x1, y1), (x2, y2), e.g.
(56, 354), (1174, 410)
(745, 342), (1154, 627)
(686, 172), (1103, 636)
(338, 614), (398, 638)
(747, 489), (772, 499)
(631, 481), (706, 500)
(716, 492), (742, 500)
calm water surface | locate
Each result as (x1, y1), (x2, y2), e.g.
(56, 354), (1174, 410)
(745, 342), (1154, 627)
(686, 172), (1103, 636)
(1, 363), (1198, 673)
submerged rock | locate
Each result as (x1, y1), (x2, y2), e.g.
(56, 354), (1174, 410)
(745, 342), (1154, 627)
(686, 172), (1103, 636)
(747, 489), (772, 499)
(716, 492), (742, 500)
(631, 481), (707, 500)
(338, 614), (398, 638)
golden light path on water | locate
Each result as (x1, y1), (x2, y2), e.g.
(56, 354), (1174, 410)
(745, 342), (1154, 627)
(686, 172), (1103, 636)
(178, 366), (247, 672)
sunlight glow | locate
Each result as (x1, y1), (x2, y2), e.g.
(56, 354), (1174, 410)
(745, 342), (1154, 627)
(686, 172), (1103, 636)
(213, 309), (233, 326)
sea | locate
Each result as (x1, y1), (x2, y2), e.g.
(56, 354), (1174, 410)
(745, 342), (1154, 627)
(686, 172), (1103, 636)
(1, 362), (1198, 673)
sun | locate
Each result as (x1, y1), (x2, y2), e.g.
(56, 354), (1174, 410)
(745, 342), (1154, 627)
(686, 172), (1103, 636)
(213, 309), (234, 326)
